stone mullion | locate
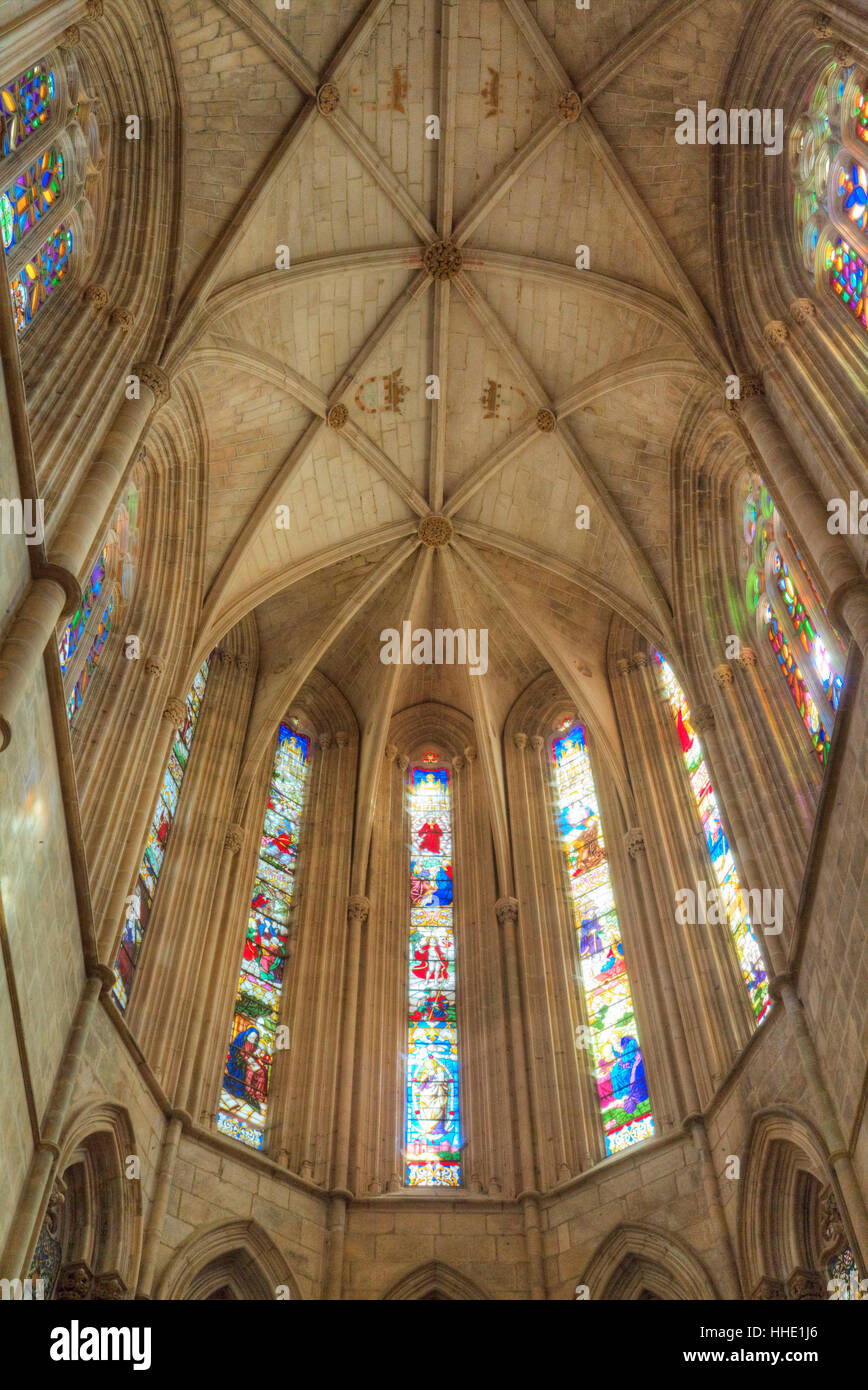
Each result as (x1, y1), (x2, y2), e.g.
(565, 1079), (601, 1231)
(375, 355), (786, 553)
(507, 733), (569, 1190)
(528, 732), (597, 1176)
(126, 649), (251, 1097)
(450, 753), (480, 1188)
(619, 659), (724, 1106)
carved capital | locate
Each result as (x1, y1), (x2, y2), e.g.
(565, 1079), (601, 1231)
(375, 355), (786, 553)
(83, 283), (109, 308)
(451, 754), (464, 770)
(384, 742), (398, 761)
(495, 896), (519, 927)
(750, 1276), (786, 1300)
(397, 753), (409, 772)
(110, 307), (134, 333)
(418, 514), (453, 548)
(224, 824), (244, 855)
(530, 735), (544, 753)
(625, 827), (646, 859)
(144, 657), (164, 678)
(558, 90), (582, 122)
(690, 703), (715, 734)
(819, 1187), (846, 1255)
(92, 1270), (128, 1300)
(834, 42), (855, 66)
(86, 0), (105, 17)
(423, 239), (462, 280)
(812, 13), (834, 38)
(317, 731), (332, 752)
(463, 745), (477, 763)
(316, 82), (340, 114)
(55, 1262), (92, 1300)
(347, 895), (370, 927)
(513, 732), (528, 751)
(36, 562), (81, 620)
(712, 664), (734, 687)
(736, 646), (757, 668)
(535, 407), (556, 433)
(741, 375), (765, 400)
(790, 297), (818, 325)
(162, 697), (186, 727)
(133, 362), (171, 408)
(787, 1267), (825, 1300)
(60, 25), (81, 49)
(763, 320), (789, 348)
(335, 730), (349, 748)
(326, 402), (348, 429)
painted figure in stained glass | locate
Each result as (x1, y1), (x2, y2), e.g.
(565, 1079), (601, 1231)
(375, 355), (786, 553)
(551, 727), (654, 1155)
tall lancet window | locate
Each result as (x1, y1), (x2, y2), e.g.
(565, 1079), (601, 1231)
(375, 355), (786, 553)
(406, 762), (461, 1186)
(791, 57), (868, 331)
(741, 477), (846, 766)
(111, 655), (212, 1011)
(551, 725), (654, 1155)
(217, 724), (310, 1150)
(654, 656), (770, 1025)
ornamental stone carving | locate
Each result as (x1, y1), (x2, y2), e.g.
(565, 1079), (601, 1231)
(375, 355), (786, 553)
(86, 0), (105, 16)
(144, 657), (164, 677)
(812, 13), (834, 38)
(55, 1262), (92, 1299)
(787, 1267), (825, 1300)
(820, 1187), (846, 1255)
(418, 514), (453, 548)
(347, 896), (370, 927)
(530, 735), (544, 753)
(691, 703), (716, 733)
(750, 1276), (786, 1299)
(495, 897), (519, 927)
(834, 43), (855, 66)
(83, 284), (109, 308)
(92, 1271), (128, 1300)
(558, 91), (582, 122)
(110, 307), (134, 332)
(736, 647), (757, 668)
(60, 25), (81, 49)
(452, 754), (464, 770)
(162, 697), (186, 727)
(384, 742), (398, 761)
(134, 362), (171, 408)
(463, 745), (477, 763)
(423, 240), (462, 280)
(318, 731), (332, 752)
(763, 320), (789, 348)
(335, 730), (349, 748)
(327, 403), (348, 429)
(224, 825), (244, 855)
(625, 828), (646, 859)
(535, 407), (556, 432)
(316, 83), (340, 114)
(513, 732), (527, 751)
(742, 376), (765, 400)
(712, 664), (734, 686)
(790, 297), (818, 325)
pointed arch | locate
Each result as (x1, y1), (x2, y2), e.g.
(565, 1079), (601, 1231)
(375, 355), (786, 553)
(155, 1218), (302, 1301)
(381, 1259), (491, 1300)
(579, 1221), (719, 1301)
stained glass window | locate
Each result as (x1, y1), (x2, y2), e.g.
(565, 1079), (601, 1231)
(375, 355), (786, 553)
(551, 726), (654, 1155)
(111, 656), (212, 1011)
(740, 477), (846, 765)
(217, 725), (310, 1150)
(406, 765), (461, 1185)
(0, 63), (55, 160)
(654, 655), (770, 1024)
(0, 146), (63, 252)
(9, 221), (72, 334)
(791, 60), (868, 332)
(66, 592), (113, 721)
(58, 546), (108, 677)
(827, 1247), (865, 1300)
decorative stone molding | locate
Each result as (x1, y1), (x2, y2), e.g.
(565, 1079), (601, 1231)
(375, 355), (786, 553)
(83, 284), (109, 308)
(235, 653), (250, 673)
(535, 407), (556, 432)
(55, 1262), (93, 1299)
(335, 731), (349, 748)
(423, 239), (462, 280)
(625, 827), (646, 859)
(347, 896), (371, 927)
(558, 91), (582, 122)
(134, 362), (171, 409)
(92, 1271), (128, 1300)
(162, 697), (186, 727)
(316, 82), (340, 114)
(144, 657), (164, 677)
(326, 402), (348, 429)
(452, 754), (464, 770)
(397, 753), (409, 772)
(615, 653), (647, 676)
(224, 825), (244, 855)
(384, 742), (397, 761)
(86, 0), (105, 16)
(513, 732), (527, 751)
(418, 514), (453, 548)
(736, 647), (757, 668)
(463, 745), (477, 763)
(60, 25), (81, 49)
(819, 1188), (846, 1256)
(790, 297), (818, 325)
(742, 376), (765, 400)
(712, 664), (734, 686)
(318, 731), (332, 752)
(787, 1267), (825, 1300)
(812, 13), (834, 38)
(387, 1173), (402, 1193)
(110, 307), (134, 333)
(690, 703), (715, 734)
(530, 735), (544, 753)
(763, 320), (789, 348)
(834, 42), (855, 66)
(750, 1276), (786, 1299)
(495, 896), (519, 927)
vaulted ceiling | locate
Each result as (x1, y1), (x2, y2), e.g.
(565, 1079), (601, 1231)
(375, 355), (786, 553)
(156, 0), (748, 765)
